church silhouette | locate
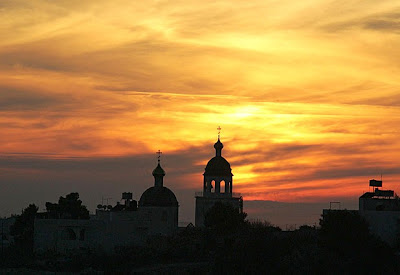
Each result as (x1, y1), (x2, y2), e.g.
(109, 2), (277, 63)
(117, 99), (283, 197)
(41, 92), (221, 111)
(195, 134), (243, 227)
(34, 130), (243, 254)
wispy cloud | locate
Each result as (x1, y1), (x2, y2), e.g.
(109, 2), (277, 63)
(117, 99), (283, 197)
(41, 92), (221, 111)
(0, 0), (400, 220)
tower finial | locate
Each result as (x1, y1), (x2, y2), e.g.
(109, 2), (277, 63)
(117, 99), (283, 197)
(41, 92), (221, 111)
(217, 126), (221, 140)
(153, 150), (165, 187)
(156, 150), (162, 164)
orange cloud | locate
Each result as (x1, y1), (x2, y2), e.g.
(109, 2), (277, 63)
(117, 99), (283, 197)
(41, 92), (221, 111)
(1, 0), (400, 219)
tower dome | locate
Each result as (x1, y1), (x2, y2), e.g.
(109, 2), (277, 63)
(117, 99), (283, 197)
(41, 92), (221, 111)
(202, 132), (234, 194)
(204, 138), (233, 177)
(204, 156), (232, 177)
(214, 138), (223, 153)
(152, 163), (165, 177)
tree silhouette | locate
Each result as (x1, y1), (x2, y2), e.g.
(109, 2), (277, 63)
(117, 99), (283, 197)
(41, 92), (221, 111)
(204, 202), (247, 234)
(10, 204), (38, 252)
(319, 210), (370, 255)
(45, 192), (89, 219)
(319, 210), (398, 273)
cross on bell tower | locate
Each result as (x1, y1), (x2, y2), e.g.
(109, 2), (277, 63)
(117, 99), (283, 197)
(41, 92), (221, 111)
(214, 127), (224, 157)
(156, 150), (162, 163)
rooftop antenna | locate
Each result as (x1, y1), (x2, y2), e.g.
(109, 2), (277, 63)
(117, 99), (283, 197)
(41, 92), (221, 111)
(217, 126), (221, 140)
(330, 201), (341, 210)
(101, 196), (112, 205)
(156, 149), (162, 164)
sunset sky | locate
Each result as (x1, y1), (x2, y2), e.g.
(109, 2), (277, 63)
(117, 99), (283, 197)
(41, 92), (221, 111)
(1, 0), (400, 224)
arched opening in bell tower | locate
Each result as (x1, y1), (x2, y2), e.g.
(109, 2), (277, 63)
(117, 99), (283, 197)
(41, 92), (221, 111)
(220, 180), (225, 193)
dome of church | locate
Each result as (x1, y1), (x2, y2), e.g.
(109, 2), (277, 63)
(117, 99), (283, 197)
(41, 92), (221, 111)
(139, 186), (178, 207)
(152, 163), (165, 176)
(214, 139), (223, 151)
(204, 156), (233, 176)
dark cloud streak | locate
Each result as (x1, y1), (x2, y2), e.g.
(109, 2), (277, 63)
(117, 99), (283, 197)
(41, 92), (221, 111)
(322, 10), (400, 33)
(0, 86), (67, 111)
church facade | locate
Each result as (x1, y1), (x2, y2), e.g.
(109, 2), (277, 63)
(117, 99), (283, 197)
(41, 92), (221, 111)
(195, 137), (243, 227)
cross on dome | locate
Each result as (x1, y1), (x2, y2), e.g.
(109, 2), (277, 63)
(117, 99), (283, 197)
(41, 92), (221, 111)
(214, 127), (224, 157)
(153, 150), (165, 186)
(156, 150), (162, 163)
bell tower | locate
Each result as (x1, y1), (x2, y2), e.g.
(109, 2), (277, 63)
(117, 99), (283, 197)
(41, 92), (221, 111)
(203, 137), (233, 195)
(195, 127), (243, 227)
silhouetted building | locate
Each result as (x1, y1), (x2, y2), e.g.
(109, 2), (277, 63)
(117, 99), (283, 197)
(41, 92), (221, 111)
(1, 217), (16, 249)
(195, 136), (243, 227)
(34, 157), (179, 254)
(359, 179), (400, 245)
(323, 179), (400, 246)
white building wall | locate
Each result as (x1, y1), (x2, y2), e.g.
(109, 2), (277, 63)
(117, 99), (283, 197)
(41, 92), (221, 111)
(360, 210), (400, 245)
(141, 206), (178, 236)
(34, 207), (178, 255)
(34, 219), (104, 254)
(1, 217), (16, 248)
